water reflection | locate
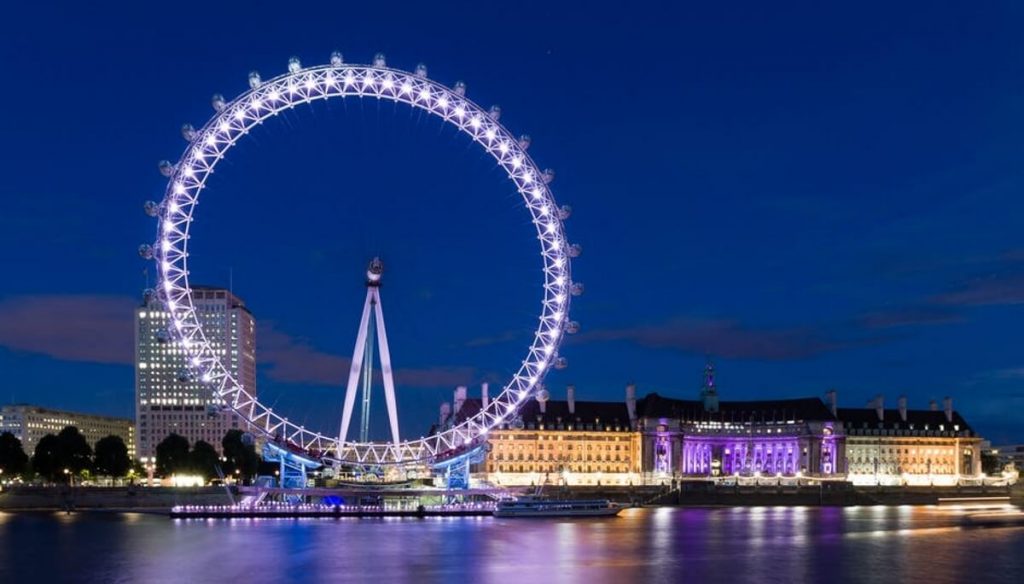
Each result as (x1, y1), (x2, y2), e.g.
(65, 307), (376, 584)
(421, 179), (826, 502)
(0, 507), (1022, 583)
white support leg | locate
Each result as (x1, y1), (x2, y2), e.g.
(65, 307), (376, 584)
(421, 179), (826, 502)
(339, 288), (375, 443)
(372, 288), (401, 447)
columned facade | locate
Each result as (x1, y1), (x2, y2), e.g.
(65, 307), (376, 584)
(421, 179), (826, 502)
(434, 373), (987, 488)
(636, 394), (846, 481)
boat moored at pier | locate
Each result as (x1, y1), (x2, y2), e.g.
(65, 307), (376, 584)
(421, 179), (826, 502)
(493, 496), (623, 518)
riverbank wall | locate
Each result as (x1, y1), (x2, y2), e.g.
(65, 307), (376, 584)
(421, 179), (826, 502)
(2, 483), (1018, 512)
(561, 482), (1015, 506)
(0, 486), (233, 512)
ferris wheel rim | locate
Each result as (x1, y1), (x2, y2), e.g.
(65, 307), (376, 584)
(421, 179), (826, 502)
(149, 56), (576, 466)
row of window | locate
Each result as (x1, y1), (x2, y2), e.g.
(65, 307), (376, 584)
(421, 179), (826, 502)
(848, 463), (956, 475)
(492, 433), (632, 441)
(848, 447), (956, 457)
(487, 464), (633, 474)
(494, 443), (631, 452)
(493, 453), (632, 463)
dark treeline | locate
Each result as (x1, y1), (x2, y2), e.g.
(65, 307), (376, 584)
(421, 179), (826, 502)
(0, 427), (260, 484)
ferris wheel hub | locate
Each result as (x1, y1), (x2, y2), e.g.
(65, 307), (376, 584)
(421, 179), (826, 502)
(366, 257), (384, 286)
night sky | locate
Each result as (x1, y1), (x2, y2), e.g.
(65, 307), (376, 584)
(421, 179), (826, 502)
(1, 1), (1022, 443)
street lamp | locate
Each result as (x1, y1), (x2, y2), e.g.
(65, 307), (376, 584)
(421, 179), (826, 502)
(140, 457), (156, 486)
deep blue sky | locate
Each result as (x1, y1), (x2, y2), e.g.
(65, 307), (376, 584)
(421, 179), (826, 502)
(1, 1), (1022, 443)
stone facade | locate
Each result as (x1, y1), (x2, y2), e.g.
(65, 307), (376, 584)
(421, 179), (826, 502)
(0, 405), (135, 459)
(439, 385), (642, 486)
(837, 396), (982, 486)
(434, 367), (987, 487)
(636, 393), (844, 480)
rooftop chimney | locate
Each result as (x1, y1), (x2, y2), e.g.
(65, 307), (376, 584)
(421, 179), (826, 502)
(898, 395), (907, 422)
(481, 382), (489, 412)
(943, 396), (953, 423)
(454, 385), (467, 415)
(929, 399), (938, 411)
(567, 384), (576, 415)
(439, 402), (451, 427)
(874, 394), (884, 421)
(825, 389), (837, 417)
(626, 383), (637, 422)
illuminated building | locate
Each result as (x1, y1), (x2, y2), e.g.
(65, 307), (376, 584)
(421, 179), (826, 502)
(439, 385), (642, 486)
(836, 395), (983, 486)
(135, 286), (256, 458)
(635, 363), (843, 480)
(433, 361), (989, 488)
(0, 404), (135, 459)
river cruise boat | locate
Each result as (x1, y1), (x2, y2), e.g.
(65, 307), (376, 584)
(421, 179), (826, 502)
(493, 496), (623, 518)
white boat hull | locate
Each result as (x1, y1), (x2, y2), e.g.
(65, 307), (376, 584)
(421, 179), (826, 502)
(494, 507), (623, 518)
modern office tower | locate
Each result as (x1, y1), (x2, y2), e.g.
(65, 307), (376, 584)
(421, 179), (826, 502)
(0, 404), (136, 459)
(135, 286), (256, 459)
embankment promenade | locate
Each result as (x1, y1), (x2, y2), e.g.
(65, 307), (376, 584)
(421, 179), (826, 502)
(2, 483), (1020, 513)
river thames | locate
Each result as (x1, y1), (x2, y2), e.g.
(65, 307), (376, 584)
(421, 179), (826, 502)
(1, 506), (1021, 583)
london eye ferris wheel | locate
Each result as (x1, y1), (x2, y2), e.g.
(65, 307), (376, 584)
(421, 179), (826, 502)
(140, 52), (581, 467)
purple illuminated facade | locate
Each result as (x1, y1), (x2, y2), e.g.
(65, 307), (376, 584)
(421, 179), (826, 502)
(641, 416), (843, 477)
(682, 436), (801, 475)
(636, 363), (845, 478)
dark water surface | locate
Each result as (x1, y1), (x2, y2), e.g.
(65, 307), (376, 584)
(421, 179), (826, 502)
(1, 506), (1021, 583)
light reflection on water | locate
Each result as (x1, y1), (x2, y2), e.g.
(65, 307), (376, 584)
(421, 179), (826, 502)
(0, 507), (1022, 583)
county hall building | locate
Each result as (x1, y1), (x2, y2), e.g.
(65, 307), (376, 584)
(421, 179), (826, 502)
(436, 362), (987, 487)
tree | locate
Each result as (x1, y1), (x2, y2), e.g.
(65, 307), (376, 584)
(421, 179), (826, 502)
(222, 430), (259, 482)
(94, 435), (131, 478)
(0, 432), (29, 477)
(189, 440), (220, 481)
(155, 433), (190, 476)
(57, 426), (92, 474)
(30, 427), (92, 482)
(32, 434), (61, 481)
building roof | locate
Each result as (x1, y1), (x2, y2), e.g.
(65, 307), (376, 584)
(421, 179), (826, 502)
(448, 397), (632, 430)
(638, 392), (835, 423)
(517, 399), (631, 428)
(446, 391), (836, 428)
(140, 285), (253, 315)
(0, 403), (133, 423)
(835, 407), (975, 435)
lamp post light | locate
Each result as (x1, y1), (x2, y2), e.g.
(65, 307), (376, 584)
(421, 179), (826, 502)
(63, 468), (72, 487)
(140, 457), (156, 486)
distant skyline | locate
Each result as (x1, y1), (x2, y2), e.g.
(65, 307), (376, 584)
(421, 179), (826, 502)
(0, 1), (1022, 443)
